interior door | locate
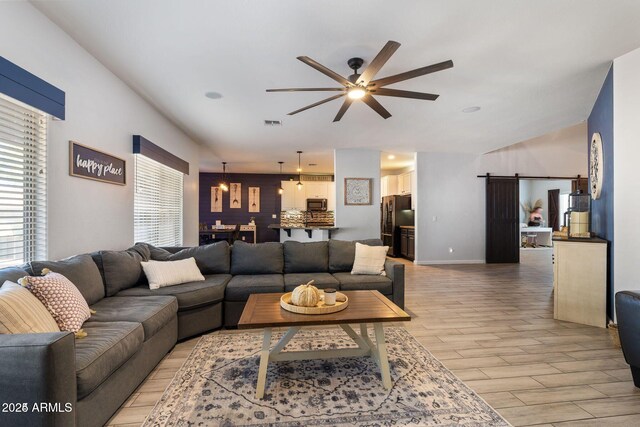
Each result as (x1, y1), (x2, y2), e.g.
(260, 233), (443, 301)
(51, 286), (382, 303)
(486, 177), (520, 263)
(572, 178), (589, 194)
(548, 189), (560, 231)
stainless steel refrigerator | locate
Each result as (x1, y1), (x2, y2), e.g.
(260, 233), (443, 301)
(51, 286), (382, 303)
(381, 195), (414, 257)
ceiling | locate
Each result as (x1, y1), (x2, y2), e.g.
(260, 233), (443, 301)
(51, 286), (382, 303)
(33, 0), (640, 174)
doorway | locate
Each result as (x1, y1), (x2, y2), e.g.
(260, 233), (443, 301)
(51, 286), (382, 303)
(483, 174), (584, 264)
(519, 179), (572, 265)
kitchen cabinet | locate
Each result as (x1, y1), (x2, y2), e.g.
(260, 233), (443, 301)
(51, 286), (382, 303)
(381, 175), (398, 197)
(327, 182), (336, 211)
(398, 171), (413, 195)
(281, 180), (335, 211)
(553, 239), (607, 328)
(281, 181), (306, 210)
(400, 227), (415, 260)
(305, 182), (329, 199)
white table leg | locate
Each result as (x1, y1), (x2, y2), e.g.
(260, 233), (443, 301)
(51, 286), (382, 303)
(256, 327), (272, 399)
(373, 323), (392, 389)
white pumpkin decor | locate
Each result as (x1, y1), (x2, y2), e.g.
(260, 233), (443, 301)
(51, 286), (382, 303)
(291, 280), (320, 307)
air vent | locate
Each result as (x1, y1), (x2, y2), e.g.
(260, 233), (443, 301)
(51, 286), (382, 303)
(301, 174), (334, 182)
(264, 120), (282, 126)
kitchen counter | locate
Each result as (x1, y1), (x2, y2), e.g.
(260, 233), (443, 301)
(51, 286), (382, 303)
(268, 224), (338, 241)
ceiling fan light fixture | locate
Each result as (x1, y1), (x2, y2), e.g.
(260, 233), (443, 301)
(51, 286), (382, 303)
(348, 86), (366, 100)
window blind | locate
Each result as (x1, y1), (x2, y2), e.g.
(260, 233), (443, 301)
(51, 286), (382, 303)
(134, 154), (183, 246)
(0, 94), (47, 268)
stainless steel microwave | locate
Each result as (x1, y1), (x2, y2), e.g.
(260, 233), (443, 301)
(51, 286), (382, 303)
(307, 198), (328, 211)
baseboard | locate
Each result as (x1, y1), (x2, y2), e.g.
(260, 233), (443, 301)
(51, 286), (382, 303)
(414, 259), (485, 265)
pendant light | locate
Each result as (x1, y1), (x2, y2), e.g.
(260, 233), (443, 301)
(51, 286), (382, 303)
(296, 151), (303, 191)
(219, 162), (229, 192)
(277, 161), (284, 195)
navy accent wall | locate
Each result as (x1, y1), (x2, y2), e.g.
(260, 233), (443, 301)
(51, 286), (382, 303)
(588, 64), (614, 318)
(0, 56), (65, 119)
(199, 173), (296, 243)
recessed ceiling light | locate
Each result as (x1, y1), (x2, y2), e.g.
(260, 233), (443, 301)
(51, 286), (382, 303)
(462, 106), (481, 113)
(205, 91), (223, 99)
(387, 154), (396, 160)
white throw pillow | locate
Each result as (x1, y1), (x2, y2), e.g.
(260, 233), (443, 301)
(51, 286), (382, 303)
(351, 243), (389, 275)
(0, 281), (60, 334)
(141, 258), (205, 290)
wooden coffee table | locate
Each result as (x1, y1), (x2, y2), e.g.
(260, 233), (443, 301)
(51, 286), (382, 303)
(238, 290), (410, 399)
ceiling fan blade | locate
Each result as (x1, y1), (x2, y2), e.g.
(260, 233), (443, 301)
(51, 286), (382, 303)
(333, 97), (354, 122)
(372, 88), (439, 100)
(266, 88), (345, 92)
(369, 59), (454, 88)
(357, 40), (401, 85)
(297, 56), (353, 87)
(361, 95), (391, 119)
(287, 93), (345, 116)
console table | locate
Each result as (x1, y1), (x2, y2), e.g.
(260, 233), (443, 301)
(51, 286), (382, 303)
(200, 225), (257, 243)
(520, 226), (553, 247)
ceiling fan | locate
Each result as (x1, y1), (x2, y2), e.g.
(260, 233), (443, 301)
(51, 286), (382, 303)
(266, 40), (453, 122)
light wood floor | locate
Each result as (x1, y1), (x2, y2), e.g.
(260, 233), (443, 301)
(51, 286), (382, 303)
(107, 250), (637, 427)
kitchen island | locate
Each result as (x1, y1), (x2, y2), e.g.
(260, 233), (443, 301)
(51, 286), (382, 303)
(268, 224), (339, 242)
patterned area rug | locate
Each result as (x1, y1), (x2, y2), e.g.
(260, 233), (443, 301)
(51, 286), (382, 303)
(143, 327), (510, 426)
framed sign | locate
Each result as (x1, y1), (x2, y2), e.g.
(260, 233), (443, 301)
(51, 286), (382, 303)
(69, 141), (126, 185)
(344, 178), (372, 205)
(248, 187), (260, 213)
(211, 186), (223, 212)
(230, 183), (242, 208)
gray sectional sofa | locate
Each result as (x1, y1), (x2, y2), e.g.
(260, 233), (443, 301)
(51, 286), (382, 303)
(0, 238), (404, 427)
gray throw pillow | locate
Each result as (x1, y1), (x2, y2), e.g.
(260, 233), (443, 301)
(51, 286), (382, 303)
(230, 241), (283, 275)
(145, 241), (230, 274)
(328, 239), (383, 273)
(100, 244), (151, 296)
(30, 254), (105, 305)
(283, 241), (329, 273)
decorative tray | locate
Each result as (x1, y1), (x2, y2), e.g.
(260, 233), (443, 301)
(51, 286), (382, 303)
(280, 292), (348, 315)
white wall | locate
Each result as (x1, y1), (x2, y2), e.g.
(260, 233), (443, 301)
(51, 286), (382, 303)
(333, 149), (381, 240)
(415, 123), (588, 264)
(415, 153), (485, 264)
(0, 2), (201, 259)
(613, 47), (640, 304)
(519, 180), (531, 223)
(481, 123), (588, 176)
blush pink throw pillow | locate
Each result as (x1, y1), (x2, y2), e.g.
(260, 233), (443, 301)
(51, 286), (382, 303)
(20, 270), (91, 336)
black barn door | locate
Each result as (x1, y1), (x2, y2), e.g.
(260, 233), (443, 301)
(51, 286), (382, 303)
(486, 177), (519, 263)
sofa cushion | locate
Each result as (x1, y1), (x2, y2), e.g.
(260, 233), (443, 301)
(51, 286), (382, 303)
(145, 241), (230, 274)
(231, 241), (283, 275)
(116, 274), (231, 311)
(328, 239), (383, 273)
(30, 254), (105, 305)
(332, 272), (393, 294)
(283, 241), (329, 274)
(284, 273), (339, 292)
(0, 266), (30, 284)
(100, 244), (150, 297)
(75, 321), (144, 399)
(225, 274), (284, 302)
(87, 296), (177, 341)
